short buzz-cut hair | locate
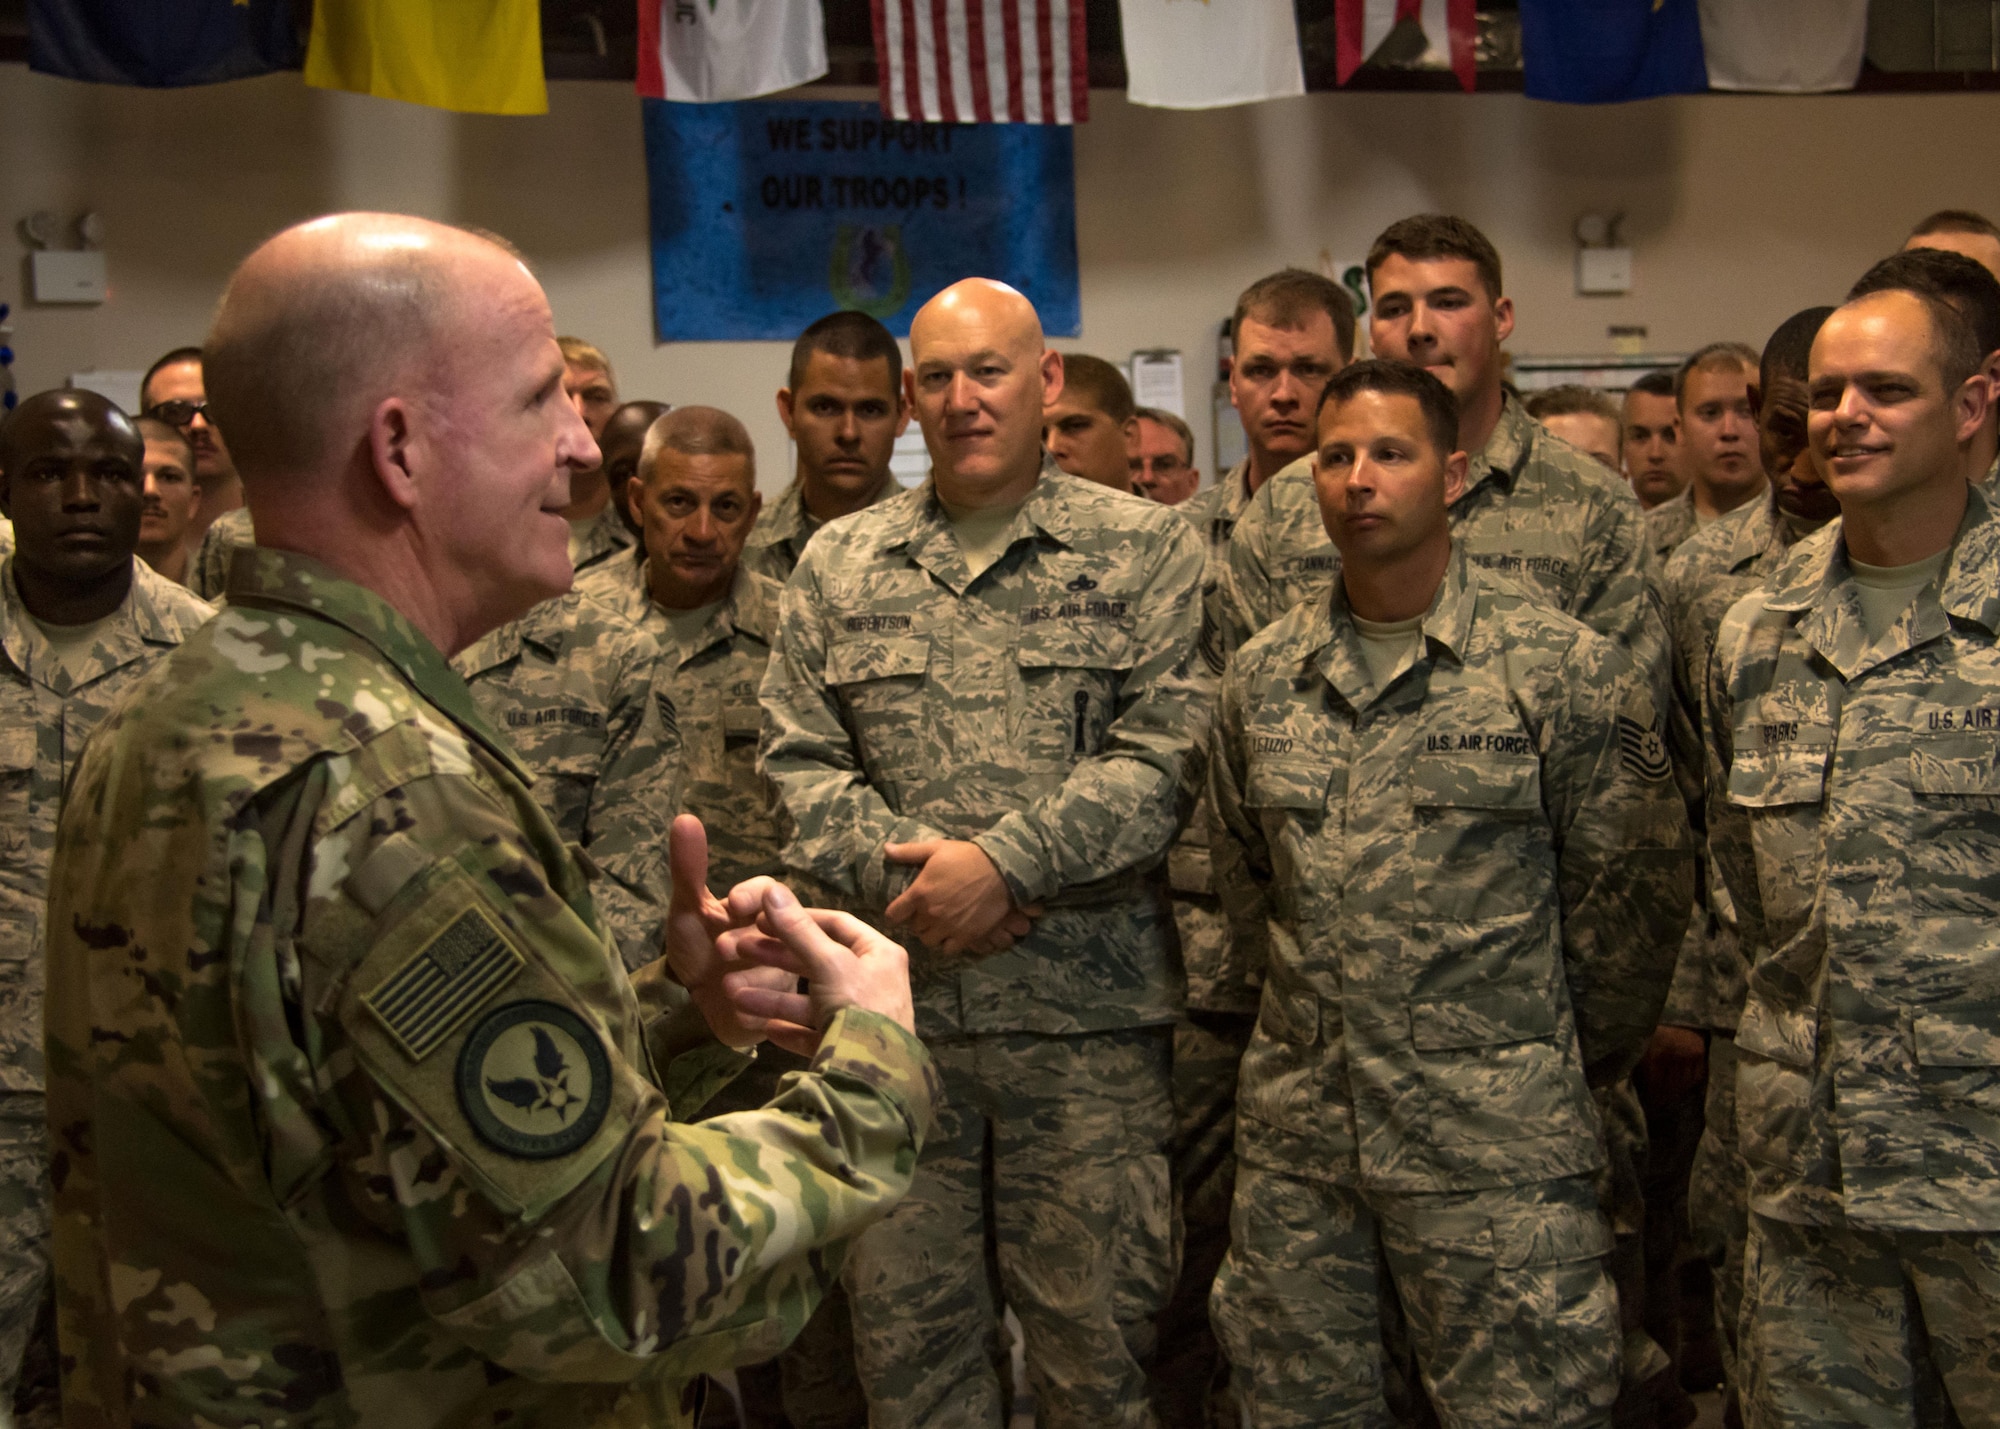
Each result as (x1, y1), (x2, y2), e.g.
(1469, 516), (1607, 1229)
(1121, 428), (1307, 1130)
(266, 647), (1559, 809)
(557, 336), (614, 382)
(140, 346), (205, 408)
(640, 404), (756, 485)
(789, 310), (904, 396)
(1626, 370), (1677, 401)
(1675, 342), (1761, 407)
(1367, 215), (1504, 303)
(135, 414), (194, 468)
(1133, 406), (1195, 464)
(1910, 209), (2000, 242)
(1851, 247), (2000, 359)
(1760, 307), (1835, 392)
(1232, 269), (1359, 365)
(1056, 353), (1136, 425)
(1315, 358), (1459, 462)
(1524, 384), (1620, 426)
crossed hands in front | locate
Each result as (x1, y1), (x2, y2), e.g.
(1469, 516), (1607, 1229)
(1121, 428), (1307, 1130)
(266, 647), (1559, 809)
(665, 818), (1048, 1053)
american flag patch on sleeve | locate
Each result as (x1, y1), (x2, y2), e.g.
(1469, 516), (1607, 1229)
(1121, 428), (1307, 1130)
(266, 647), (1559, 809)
(362, 906), (526, 1061)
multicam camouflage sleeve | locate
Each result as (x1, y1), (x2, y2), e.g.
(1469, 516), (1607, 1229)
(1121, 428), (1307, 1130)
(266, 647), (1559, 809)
(44, 575), (938, 1427)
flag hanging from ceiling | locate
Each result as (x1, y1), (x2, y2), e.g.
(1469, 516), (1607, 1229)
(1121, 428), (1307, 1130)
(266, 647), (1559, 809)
(305, 0), (548, 115)
(28, 0), (301, 87)
(1336, 0), (1477, 93)
(1118, 0), (1304, 109)
(1697, 0), (1865, 93)
(644, 99), (1080, 338)
(870, 0), (1088, 123)
(1519, 0), (1708, 104)
(638, 0), (828, 102)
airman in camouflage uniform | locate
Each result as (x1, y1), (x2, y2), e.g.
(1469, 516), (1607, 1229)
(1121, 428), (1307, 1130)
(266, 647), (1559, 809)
(453, 588), (680, 972)
(0, 390), (213, 1417)
(1707, 287), (2000, 1426)
(1655, 307), (1837, 1414)
(1209, 362), (1692, 1429)
(1220, 220), (1665, 698)
(1160, 271), (1355, 1429)
(594, 404), (868, 1429)
(762, 279), (1210, 1428)
(746, 310), (913, 584)
(1223, 396), (1664, 682)
(43, 215), (937, 1429)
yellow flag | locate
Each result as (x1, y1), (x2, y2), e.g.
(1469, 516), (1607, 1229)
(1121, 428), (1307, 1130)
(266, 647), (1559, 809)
(305, 0), (547, 115)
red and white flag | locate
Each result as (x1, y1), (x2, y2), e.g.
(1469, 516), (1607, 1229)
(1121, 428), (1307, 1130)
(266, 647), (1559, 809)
(638, 0), (827, 102)
(1336, 0), (1476, 92)
(870, 0), (1088, 124)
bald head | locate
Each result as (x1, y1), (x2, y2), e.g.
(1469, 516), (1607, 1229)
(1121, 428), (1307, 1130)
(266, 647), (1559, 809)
(910, 278), (1045, 362)
(907, 279), (1062, 506)
(205, 214), (531, 482)
(0, 388), (141, 477)
(199, 211), (597, 656)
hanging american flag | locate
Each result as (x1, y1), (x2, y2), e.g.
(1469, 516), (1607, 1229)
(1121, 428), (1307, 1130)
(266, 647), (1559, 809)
(870, 0), (1089, 124)
(1336, 0), (1476, 92)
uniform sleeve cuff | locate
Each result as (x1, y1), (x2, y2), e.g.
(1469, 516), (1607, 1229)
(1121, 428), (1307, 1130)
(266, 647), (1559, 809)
(971, 817), (1056, 907)
(860, 816), (954, 909)
(810, 1007), (942, 1144)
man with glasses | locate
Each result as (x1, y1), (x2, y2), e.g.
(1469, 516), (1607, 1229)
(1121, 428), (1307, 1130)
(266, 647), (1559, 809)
(1129, 407), (1200, 507)
(143, 348), (249, 599)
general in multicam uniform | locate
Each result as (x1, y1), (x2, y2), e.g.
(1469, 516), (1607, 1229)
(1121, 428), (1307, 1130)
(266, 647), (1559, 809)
(761, 278), (1211, 1427)
(1208, 362), (1691, 1428)
(41, 214), (935, 1429)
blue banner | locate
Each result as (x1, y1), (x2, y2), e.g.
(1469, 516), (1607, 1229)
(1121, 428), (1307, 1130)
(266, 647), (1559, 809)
(643, 99), (1080, 342)
(30, 0), (301, 87)
(1519, 0), (1707, 104)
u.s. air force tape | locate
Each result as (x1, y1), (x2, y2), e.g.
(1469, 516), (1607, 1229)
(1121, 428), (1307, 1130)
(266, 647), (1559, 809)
(1616, 715), (1672, 782)
(456, 1001), (612, 1159)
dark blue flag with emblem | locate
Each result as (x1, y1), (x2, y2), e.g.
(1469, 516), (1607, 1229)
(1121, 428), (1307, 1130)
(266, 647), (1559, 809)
(30, 0), (304, 87)
(1519, 0), (1708, 104)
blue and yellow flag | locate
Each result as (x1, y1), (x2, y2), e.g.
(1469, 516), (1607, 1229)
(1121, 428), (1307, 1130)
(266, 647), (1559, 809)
(304, 0), (547, 115)
(30, 0), (302, 87)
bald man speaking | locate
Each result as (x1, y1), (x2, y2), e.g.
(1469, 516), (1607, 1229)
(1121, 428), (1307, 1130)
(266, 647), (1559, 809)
(762, 280), (1210, 1427)
(42, 214), (936, 1429)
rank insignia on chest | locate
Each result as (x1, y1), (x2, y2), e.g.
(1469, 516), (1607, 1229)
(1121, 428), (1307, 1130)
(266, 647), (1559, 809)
(1617, 715), (1672, 782)
(456, 1000), (612, 1159)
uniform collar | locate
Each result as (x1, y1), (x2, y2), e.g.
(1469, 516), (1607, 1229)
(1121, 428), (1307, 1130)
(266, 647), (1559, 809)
(643, 562), (779, 663)
(1762, 483), (2000, 680)
(892, 471), (1079, 593)
(1461, 393), (1536, 502)
(1312, 542), (1475, 709)
(758, 474), (896, 553)
(225, 545), (525, 779)
(0, 557), (179, 696)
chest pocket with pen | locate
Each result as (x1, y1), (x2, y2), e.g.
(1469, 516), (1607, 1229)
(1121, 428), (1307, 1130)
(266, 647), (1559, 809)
(1014, 619), (1132, 771)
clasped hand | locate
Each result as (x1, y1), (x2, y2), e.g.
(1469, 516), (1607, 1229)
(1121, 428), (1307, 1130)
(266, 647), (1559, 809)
(663, 815), (916, 1056)
(882, 839), (1043, 957)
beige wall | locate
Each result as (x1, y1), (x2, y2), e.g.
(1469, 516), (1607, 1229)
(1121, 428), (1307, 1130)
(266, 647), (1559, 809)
(3, 64), (1997, 491)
